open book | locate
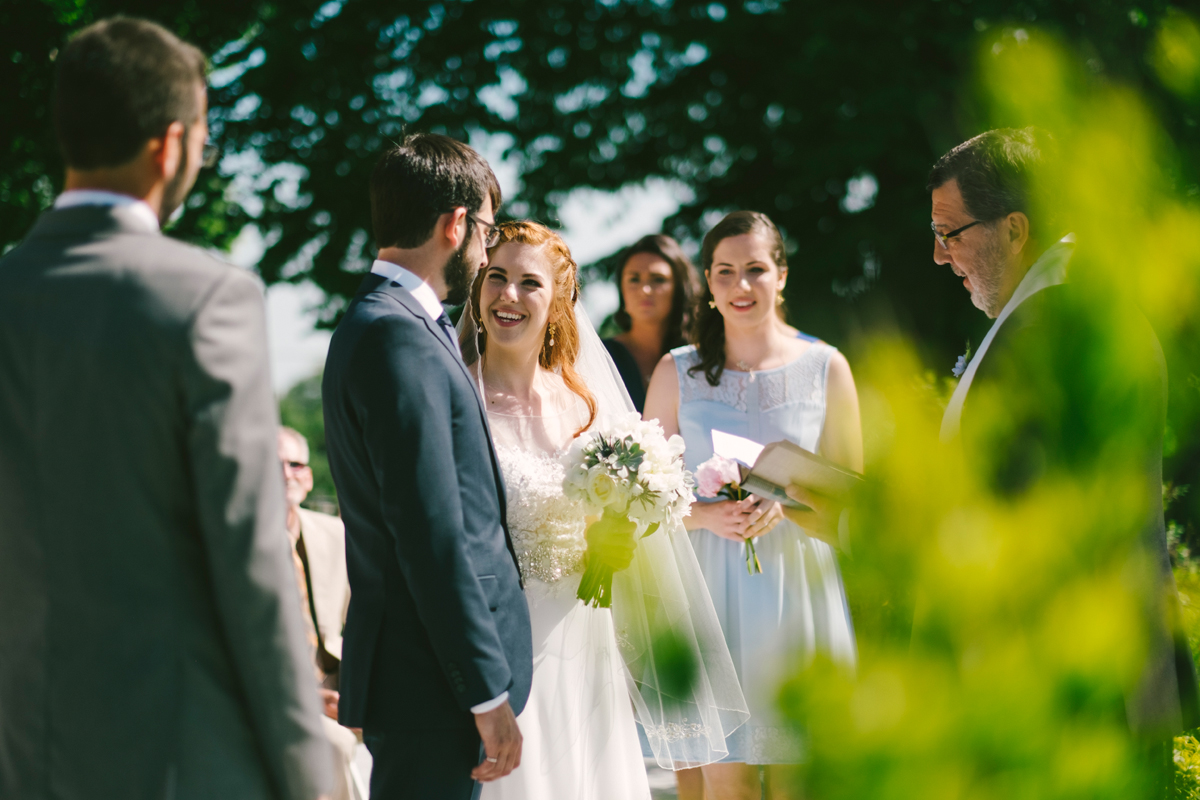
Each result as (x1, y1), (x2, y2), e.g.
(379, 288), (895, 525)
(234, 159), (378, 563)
(711, 430), (865, 509)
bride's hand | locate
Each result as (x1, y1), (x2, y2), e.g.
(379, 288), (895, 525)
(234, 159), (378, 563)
(584, 513), (637, 571)
(686, 497), (758, 542)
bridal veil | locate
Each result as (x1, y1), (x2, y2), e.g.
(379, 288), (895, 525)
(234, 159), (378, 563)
(460, 297), (750, 768)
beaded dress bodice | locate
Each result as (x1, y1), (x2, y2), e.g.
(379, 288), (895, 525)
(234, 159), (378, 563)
(495, 444), (588, 586)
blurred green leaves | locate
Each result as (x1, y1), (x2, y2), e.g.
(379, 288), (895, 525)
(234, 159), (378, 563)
(649, 625), (699, 701)
(777, 18), (1200, 798)
(1154, 10), (1200, 99)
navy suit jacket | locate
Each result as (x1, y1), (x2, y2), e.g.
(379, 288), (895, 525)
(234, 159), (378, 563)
(322, 274), (532, 733)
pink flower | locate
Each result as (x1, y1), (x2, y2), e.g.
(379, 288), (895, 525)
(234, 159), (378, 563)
(694, 454), (741, 498)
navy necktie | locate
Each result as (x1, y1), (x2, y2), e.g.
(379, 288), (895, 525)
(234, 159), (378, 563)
(435, 311), (461, 356)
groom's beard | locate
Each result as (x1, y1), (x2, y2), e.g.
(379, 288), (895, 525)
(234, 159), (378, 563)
(444, 239), (476, 306)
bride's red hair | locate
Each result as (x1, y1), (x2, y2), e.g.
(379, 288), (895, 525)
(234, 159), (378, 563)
(469, 220), (597, 435)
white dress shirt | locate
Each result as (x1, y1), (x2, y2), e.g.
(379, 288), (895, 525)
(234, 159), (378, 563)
(940, 236), (1073, 441)
(369, 260), (444, 321)
(369, 258), (506, 715)
(54, 189), (160, 232)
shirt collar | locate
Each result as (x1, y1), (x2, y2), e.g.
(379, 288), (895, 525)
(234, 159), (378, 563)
(939, 235), (1073, 442)
(994, 236), (1073, 325)
(370, 259), (445, 321)
(54, 190), (160, 232)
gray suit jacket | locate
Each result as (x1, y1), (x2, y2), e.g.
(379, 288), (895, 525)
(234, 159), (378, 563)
(0, 205), (333, 800)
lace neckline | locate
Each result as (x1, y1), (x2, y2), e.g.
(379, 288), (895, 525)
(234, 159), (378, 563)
(722, 341), (818, 376)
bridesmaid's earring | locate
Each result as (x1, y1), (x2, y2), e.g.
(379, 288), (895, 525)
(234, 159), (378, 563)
(775, 294), (785, 306)
(708, 300), (717, 309)
(547, 322), (557, 347)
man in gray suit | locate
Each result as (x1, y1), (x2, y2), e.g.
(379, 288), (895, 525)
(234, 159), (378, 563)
(0, 18), (332, 800)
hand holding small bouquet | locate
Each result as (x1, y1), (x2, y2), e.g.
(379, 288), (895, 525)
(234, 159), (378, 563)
(562, 412), (694, 607)
(694, 454), (762, 575)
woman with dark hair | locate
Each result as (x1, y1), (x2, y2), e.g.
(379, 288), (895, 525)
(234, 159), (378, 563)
(644, 211), (862, 800)
(602, 234), (698, 412)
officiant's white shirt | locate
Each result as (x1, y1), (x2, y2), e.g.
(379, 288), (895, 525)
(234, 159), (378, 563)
(940, 235), (1073, 442)
(369, 258), (509, 715)
(55, 189), (160, 232)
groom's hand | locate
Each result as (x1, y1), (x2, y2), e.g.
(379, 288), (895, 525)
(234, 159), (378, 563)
(472, 700), (522, 782)
(585, 514), (637, 571)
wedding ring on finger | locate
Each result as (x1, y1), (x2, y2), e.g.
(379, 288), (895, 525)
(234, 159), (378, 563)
(486, 757), (499, 763)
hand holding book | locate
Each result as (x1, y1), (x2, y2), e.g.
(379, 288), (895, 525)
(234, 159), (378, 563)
(782, 485), (845, 548)
(711, 430), (863, 550)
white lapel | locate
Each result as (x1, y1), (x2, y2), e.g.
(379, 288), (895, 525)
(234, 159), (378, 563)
(940, 238), (1073, 442)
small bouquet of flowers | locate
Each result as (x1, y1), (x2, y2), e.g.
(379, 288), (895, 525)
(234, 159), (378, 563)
(562, 412), (694, 608)
(694, 454), (762, 575)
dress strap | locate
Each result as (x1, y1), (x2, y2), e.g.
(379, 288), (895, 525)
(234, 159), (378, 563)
(670, 345), (702, 404)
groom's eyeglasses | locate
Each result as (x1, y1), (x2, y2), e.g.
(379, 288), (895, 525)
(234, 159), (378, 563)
(470, 213), (501, 248)
(201, 141), (220, 170)
(932, 220), (982, 249)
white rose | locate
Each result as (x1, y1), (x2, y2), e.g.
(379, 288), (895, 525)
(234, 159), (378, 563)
(563, 463), (591, 499)
(587, 466), (620, 509)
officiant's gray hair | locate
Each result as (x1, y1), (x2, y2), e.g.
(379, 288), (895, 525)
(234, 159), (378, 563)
(927, 127), (1062, 243)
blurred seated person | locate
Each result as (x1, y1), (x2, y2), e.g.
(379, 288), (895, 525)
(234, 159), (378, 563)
(603, 234), (698, 412)
(279, 426), (359, 800)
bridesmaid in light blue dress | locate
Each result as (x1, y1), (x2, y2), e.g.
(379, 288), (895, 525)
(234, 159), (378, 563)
(644, 211), (862, 800)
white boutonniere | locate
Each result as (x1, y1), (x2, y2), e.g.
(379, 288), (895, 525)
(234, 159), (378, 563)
(952, 341), (972, 379)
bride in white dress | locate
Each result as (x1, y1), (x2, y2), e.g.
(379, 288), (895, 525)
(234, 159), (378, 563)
(460, 221), (749, 800)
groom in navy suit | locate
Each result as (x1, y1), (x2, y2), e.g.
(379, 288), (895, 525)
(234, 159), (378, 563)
(323, 133), (532, 799)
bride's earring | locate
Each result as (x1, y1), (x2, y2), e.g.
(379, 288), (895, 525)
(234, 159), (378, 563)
(547, 322), (557, 348)
(775, 293), (785, 306)
(708, 299), (717, 309)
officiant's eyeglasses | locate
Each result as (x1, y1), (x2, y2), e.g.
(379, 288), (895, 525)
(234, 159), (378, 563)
(282, 460), (310, 472)
(469, 213), (501, 248)
(932, 220), (982, 249)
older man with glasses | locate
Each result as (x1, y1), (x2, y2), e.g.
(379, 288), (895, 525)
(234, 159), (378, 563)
(279, 427), (361, 800)
(928, 127), (1199, 780)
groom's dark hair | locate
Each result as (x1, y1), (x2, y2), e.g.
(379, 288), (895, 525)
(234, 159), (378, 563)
(370, 133), (502, 249)
(927, 127), (1062, 243)
(54, 17), (208, 170)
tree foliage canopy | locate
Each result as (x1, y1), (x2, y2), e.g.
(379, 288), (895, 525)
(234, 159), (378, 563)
(4, 0), (1198, 521)
(6, 0), (1195, 350)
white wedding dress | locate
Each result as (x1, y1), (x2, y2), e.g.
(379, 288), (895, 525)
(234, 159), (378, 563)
(480, 398), (653, 800)
(465, 304), (750, 799)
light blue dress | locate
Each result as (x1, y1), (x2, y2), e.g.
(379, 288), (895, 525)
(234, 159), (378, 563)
(672, 343), (856, 764)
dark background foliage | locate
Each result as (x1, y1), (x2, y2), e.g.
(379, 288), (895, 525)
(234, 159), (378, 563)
(3, 0), (1198, 527)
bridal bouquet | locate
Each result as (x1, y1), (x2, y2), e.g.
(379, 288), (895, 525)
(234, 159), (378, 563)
(562, 412), (694, 607)
(694, 454), (762, 575)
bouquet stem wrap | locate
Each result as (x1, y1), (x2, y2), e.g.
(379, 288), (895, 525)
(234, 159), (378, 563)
(577, 510), (622, 608)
